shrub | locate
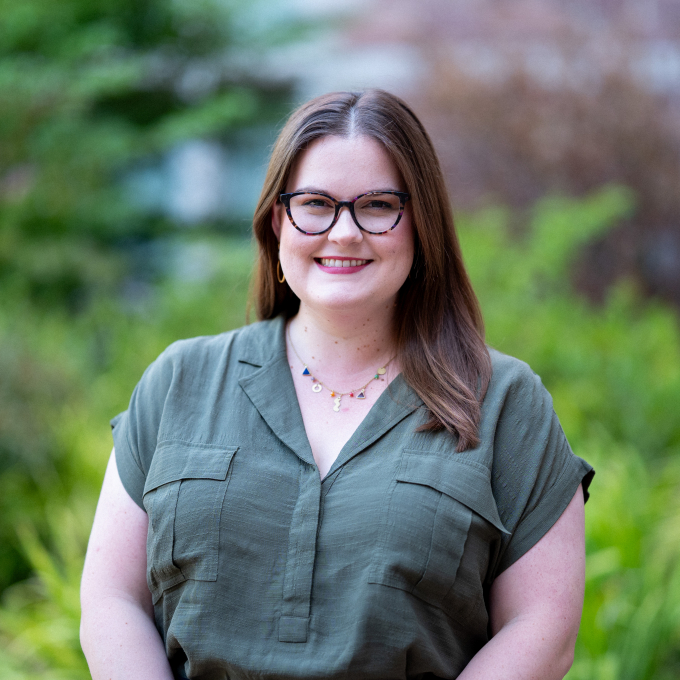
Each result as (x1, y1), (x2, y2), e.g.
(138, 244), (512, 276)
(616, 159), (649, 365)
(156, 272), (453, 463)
(1, 190), (679, 677)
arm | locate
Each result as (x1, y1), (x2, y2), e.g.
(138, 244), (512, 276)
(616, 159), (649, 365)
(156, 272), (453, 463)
(458, 485), (585, 680)
(80, 449), (174, 680)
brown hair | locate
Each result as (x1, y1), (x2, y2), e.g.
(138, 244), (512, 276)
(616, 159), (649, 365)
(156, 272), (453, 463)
(251, 89), (491, 451)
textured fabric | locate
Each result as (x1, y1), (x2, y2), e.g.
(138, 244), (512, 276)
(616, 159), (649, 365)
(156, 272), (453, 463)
(111, 316), (594, 680)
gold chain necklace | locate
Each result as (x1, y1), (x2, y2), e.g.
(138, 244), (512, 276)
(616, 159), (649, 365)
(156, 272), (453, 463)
(287, 326), (394, 412)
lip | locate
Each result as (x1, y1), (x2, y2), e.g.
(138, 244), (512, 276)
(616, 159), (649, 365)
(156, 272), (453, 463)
(314, 257), (372, 274)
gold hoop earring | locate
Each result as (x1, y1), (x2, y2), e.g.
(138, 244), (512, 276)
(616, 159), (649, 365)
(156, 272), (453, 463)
(277, 260), (286, 284)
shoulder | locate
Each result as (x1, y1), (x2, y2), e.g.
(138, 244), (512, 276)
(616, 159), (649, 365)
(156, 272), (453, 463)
(153, 317), (283, 374)
(481, 350), (593, 575)
(127, 317), (284, 409)
(488, 347), (544, 390)
(484, 347), (554, 420)
(111, 317), (285, 507)
(480, 349), (573, 507)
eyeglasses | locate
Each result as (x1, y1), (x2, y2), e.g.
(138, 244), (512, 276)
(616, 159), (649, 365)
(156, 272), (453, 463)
(279, 190), (410, 235)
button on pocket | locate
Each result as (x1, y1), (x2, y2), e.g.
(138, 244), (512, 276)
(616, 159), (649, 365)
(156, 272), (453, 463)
(368, 450), (508, 613)
(143, 442), (238, 603)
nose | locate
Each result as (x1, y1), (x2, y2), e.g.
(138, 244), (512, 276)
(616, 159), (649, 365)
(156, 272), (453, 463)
(328, 205), (363, 246)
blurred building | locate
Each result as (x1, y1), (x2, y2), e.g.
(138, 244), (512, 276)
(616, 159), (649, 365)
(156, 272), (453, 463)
(132, 0), (680, 306)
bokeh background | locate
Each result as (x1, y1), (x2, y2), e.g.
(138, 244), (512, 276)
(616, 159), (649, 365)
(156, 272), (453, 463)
(1, 0), (680, 677)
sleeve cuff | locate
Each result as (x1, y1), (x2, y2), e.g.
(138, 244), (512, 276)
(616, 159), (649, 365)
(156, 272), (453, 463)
(497, 455), (593, 575)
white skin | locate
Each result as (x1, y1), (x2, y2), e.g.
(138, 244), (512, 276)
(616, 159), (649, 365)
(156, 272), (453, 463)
(81, 133), (585, 679)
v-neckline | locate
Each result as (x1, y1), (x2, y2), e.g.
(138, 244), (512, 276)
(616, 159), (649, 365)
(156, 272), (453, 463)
(320, 371), (422, 480)
(238, 317), (423, 481)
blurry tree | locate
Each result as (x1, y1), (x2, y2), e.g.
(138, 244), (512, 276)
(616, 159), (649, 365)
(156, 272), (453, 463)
(421, 61), (680, 308)
(0, 0), (295, 309)
(0, 0), (297, 592)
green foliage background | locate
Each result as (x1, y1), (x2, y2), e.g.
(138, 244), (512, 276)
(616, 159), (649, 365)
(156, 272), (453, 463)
(0, 0), (295, 311)
(1, 189), (679, 678)
(1, 1), (680, 678)
(459, 189), (680, 679)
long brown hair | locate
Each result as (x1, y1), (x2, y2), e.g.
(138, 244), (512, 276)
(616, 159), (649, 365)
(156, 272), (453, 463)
(251, 89), (491, 451)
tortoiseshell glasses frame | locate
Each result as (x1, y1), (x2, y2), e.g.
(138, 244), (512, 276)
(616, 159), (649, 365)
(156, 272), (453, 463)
(278, 190), (410, 235)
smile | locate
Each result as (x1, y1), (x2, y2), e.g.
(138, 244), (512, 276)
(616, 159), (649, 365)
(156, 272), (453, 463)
(318, 258), (370, 267)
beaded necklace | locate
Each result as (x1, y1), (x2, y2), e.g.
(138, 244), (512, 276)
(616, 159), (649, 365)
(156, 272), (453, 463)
(287, 326), (394, 412)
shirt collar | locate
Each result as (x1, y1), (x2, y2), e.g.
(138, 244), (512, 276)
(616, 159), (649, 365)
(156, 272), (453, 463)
(236, 315), (425, 472)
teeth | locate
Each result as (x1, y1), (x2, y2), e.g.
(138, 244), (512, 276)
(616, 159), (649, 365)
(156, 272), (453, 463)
(321, 258), (368, 267)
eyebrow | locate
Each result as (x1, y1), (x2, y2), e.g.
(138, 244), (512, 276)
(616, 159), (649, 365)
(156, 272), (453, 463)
(292, 186), (402, 194)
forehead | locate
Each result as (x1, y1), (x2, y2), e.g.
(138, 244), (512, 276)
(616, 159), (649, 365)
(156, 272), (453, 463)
(287, 134), (404, 193)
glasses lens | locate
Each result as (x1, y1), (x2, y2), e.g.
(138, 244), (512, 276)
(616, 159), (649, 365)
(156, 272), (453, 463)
(354, 193), (402, 233)
(288, 192), (404, 234)
(289, 194), (336, 233)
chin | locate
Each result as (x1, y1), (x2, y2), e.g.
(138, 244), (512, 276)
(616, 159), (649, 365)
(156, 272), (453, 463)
(309, 288), (399, 315)
(312, 295), (373, 312)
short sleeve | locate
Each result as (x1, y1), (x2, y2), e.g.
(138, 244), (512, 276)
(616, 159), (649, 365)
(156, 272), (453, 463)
(487, 358), (594, 578)
(110, 349), (175, 509)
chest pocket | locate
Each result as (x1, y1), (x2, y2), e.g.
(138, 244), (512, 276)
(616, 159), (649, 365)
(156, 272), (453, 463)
(143, 441), (238, 603)
(368, 449), (509, 613)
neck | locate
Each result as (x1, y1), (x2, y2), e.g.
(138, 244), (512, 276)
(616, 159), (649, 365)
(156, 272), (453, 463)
(287, 303), (398, 384)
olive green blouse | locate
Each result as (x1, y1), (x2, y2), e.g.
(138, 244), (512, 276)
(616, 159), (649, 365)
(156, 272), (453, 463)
(112, 316), (593, 680)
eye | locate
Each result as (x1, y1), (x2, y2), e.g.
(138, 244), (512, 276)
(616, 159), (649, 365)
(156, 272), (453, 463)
(303, 198), (333, 208)
(290, 193), (335, 211)
(356, 193), (400, 212)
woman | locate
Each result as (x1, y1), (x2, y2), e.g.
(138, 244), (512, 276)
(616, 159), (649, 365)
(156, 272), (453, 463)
(81, 89), (593, 680)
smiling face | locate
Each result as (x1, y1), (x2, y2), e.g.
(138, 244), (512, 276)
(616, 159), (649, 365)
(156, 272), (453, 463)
(272, 134), (414, 319)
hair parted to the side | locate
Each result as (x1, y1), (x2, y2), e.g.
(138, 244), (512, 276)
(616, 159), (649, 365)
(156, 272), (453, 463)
(251, 89), (491, 451)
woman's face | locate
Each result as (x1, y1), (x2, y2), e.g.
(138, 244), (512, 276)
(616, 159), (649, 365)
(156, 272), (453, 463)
(272, 134), (414, 319)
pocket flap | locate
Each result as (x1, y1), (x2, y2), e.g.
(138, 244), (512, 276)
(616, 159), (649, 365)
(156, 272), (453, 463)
(397, 450), (509, 534)
(144, 442), (238, 495)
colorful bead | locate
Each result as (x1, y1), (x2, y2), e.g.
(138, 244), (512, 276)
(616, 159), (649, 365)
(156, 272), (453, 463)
(349, 393), (354, 397)
(330, 391), (335, 397)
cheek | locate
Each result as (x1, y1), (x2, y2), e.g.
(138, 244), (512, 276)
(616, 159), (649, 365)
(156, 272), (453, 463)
(278, 236), (315, 277)
(395, 222), (415, 267)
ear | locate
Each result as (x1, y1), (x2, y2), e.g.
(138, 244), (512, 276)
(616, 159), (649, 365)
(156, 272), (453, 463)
(271, 201), (283, 242)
